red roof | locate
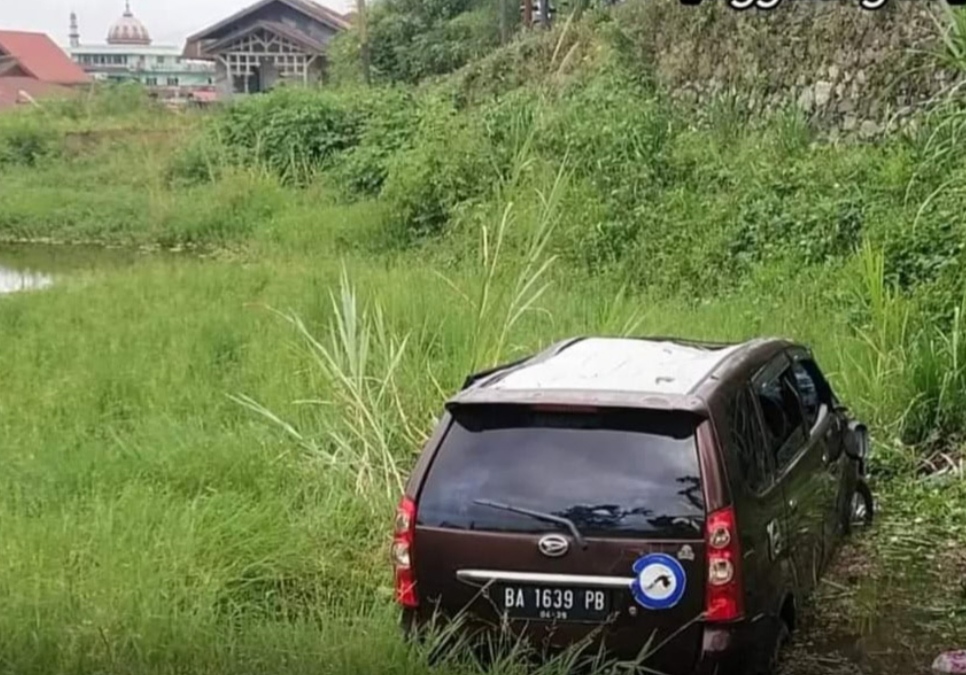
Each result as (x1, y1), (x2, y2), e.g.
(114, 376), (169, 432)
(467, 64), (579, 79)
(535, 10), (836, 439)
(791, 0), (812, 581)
(0, 31), (90, 86)
(0, 77), (74, 109)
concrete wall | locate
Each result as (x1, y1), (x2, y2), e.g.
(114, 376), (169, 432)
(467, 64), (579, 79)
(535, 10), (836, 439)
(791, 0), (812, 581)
(615, 0), (962, 138)
(214, 61), (233, 98)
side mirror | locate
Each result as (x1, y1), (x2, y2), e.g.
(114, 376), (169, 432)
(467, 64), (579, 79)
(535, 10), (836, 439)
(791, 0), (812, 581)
(844, 421), (869, 461)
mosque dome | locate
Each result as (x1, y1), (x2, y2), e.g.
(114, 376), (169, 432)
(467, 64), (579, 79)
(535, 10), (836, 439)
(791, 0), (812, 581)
(106, 2), (151, 46)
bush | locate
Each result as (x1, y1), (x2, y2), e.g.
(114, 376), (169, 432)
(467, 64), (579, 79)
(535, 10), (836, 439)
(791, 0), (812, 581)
(364, 0), (503, 84)
(0, 119), (61, 167)
(880, 188), (966, 295)
(521, 71), (681, 280)
(203, 87), (427, 197)
(327, 87), (425, 198)
(380, 110), (498, 243)
(213, 88), (364, 184)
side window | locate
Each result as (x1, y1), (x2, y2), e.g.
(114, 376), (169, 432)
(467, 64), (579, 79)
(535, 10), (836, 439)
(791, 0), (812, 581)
(797, 358), (834, 407)
(755, 366), (806, 471)
(726, 385), (772, 493)
(790, 361), (820, 429)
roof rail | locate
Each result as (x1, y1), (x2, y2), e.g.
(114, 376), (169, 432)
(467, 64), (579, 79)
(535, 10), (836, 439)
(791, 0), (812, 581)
(622, 334), (743, 350)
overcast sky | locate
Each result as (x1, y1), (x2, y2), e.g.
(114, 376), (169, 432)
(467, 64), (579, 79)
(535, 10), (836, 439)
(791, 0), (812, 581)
(0, 0), (352, 47)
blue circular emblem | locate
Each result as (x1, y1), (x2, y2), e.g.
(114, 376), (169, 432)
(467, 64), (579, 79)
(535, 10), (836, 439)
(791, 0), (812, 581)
(630, 553), (687, 610)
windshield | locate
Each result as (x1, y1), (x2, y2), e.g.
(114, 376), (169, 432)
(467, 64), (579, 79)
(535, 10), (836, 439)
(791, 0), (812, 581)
(416, 405), (706, 539)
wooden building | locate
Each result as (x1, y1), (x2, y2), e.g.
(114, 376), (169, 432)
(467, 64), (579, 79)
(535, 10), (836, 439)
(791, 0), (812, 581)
(182, 0), (348, 96)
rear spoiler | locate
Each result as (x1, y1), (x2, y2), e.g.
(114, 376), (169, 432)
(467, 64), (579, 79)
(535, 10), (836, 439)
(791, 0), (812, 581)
(445, 387), (709, 414)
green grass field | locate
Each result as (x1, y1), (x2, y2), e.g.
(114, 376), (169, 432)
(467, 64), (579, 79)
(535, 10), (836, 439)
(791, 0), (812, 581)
(2, 40), (966, 674)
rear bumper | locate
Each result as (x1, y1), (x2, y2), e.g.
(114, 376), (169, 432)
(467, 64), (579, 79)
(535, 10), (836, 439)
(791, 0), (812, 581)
(401, 608), (755, 675)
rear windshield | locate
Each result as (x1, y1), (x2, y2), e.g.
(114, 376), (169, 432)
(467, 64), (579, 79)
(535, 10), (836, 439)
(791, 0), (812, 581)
(416, 405), (705, 539)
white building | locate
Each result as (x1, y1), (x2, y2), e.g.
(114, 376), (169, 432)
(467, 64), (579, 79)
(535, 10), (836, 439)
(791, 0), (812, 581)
(68, 3), (216, 99)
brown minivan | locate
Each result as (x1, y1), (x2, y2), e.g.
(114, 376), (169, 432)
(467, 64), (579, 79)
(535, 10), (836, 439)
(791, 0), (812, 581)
(392, 336), (872, 674)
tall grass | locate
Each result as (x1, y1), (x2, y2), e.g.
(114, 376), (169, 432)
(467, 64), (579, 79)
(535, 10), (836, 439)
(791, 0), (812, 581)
(437, 163), (566, 372)
(2, 192), (965, 675)
(234, 266), (423, 500)
(838, 243), (913, 432)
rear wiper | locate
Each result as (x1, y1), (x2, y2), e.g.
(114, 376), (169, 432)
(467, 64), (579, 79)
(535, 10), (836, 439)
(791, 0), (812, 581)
(473, 498), (588, 549)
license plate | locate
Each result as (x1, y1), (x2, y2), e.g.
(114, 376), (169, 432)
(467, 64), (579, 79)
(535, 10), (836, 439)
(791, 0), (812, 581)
(494, 584), (612, 622)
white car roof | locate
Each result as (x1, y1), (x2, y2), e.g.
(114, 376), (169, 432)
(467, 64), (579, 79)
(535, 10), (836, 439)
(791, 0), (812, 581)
(484, 338), (745, 396)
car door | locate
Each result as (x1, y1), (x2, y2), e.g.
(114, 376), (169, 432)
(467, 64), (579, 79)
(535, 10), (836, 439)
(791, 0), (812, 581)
(787, 350), (847, 560)
(719, 381), (788, 620)
(751, 353), (825, 597)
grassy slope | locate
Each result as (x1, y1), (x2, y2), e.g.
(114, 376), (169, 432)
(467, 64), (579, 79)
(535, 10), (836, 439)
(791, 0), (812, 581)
(2, 33), (966, 675)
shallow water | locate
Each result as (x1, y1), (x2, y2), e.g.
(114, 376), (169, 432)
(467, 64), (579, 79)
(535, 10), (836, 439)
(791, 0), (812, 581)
(0, 243), (163, 295)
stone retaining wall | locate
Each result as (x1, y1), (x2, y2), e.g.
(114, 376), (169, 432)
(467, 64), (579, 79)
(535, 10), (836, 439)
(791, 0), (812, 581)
(616, 0), (963, 137)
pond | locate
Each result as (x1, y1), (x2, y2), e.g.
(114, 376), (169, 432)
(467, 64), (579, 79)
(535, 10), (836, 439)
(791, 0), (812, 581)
(0, 243), (168, 295)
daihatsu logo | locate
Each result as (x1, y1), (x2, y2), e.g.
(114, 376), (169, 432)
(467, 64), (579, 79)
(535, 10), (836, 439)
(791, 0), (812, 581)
(537, 534), (570, 558)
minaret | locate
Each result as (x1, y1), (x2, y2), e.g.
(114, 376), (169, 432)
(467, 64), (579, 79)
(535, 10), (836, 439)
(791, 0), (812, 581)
(69, 11), (80, 47)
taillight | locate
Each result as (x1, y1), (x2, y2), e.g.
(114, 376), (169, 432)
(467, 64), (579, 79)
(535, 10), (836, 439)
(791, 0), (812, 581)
(392, 496), (418, 607)
(704, 505), (743, 622)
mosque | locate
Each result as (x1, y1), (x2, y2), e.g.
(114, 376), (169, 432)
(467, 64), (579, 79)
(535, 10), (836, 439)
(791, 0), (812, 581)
(67, 2), (215, 100)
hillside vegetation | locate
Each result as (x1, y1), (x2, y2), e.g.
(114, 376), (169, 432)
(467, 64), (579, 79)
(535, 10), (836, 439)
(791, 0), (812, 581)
(1, 3), (965, 674)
